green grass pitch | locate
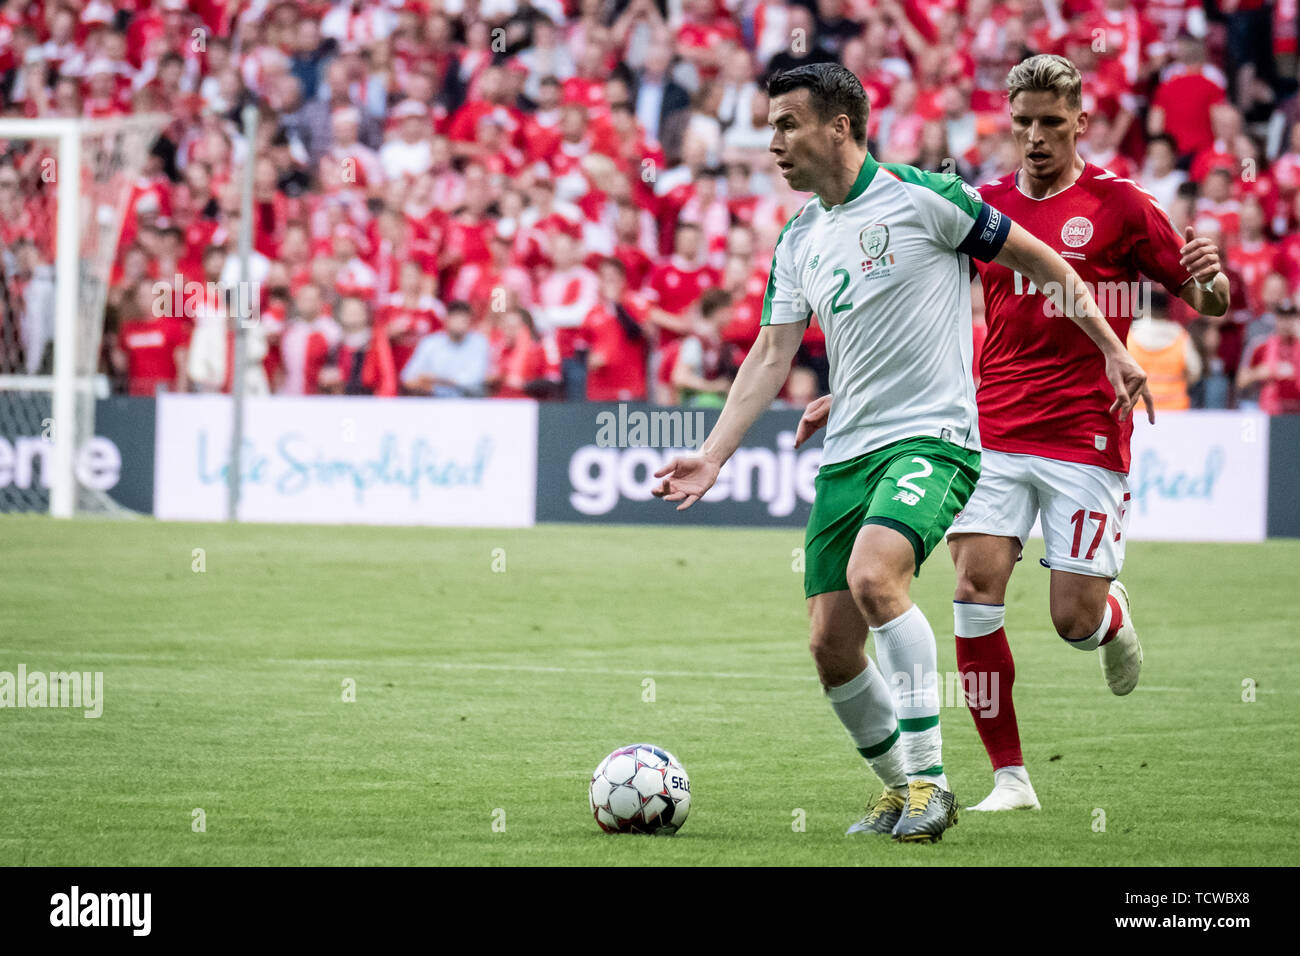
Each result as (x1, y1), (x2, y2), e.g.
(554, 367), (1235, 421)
(2, 516), (1297, 866)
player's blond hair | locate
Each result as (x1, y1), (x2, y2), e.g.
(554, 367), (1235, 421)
(1005, 54), (1083, 111)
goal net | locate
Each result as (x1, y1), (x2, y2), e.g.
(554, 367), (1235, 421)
(0, 114), (168, 517)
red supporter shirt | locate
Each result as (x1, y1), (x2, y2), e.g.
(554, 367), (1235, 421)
(1248, 337), (1300, 413)
(1152, 67), (1226, 156)
(1189, 142), (1238, 184)
(675, 19), (742, 81)
(376, 295), (444, 374)
(562, 76), (606, 110)
(613, 243), (654, 291)
(975, 164), (1191, 473)
(491, 333), (555, 399)
(1228, 239), (1280, 312)
(581, 294), (650, 402)
(646, 257), (720, 344)
(118, 315), (189, 396)
(446, 100), (525, 146)
(443, 216), (494, 277)
(1277, 234), (1300, 287)
(721, 291), (764, 365)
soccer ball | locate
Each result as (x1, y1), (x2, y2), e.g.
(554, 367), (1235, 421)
(589, 743), (691, 835)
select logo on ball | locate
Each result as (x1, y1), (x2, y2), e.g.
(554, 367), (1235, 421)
(589, 743), (692, 835)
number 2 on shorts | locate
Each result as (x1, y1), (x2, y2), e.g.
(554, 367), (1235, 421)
(897, 457), (933, 497)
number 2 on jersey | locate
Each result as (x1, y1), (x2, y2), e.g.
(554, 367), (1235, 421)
(830, 268), (853, 314)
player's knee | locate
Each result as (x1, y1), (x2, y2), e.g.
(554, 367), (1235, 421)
(845, 561), (902, 619)
(807, 627), (837, 667)
(808, 628), (855, 685)
(1050, 604), (1098, 642)
(952, 555), (1010, 604)
(954, 570), (997, 605)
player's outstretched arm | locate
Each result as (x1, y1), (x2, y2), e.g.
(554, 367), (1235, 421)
(653, 320), (806, 510)
(992, 221), (1155, 424)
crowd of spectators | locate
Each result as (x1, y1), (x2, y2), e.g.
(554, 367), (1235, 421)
(1, 0), (1298, 412)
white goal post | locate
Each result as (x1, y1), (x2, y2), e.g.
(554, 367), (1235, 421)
(0, 114), (168, 517)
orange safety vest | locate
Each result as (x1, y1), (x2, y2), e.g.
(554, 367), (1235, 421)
(1126, 328), (1190, 411)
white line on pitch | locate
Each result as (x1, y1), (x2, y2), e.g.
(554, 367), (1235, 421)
(423, 661), (1198, 692)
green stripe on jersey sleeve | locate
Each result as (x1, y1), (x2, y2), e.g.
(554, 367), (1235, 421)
(881, 163), (982, 218)
(760, 207), (812, 327)
(882, 163), (987, 253)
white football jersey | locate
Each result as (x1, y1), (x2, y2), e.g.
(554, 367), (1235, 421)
(761, 155), (1010, 465)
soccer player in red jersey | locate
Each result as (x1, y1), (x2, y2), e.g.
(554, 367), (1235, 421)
(950, 55), (1230, 811)
(797, 55), (1231, 812)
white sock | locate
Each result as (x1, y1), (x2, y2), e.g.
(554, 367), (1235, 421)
(1063, 602), (1111, 652)
(824, 660), (907, 792)
(953, 600), (1005, 638)
(872, 604), (948, 790)
(994, 765), (1031, 787)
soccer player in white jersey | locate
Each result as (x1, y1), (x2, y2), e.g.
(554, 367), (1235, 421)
(651, 63), (1151, 842)
(797, 55), (1230, 815)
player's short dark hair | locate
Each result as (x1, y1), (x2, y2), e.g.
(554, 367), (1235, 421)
(446, 300), (473, 317)
(767, 63), (869, 146)
(599, 256), (627, 276)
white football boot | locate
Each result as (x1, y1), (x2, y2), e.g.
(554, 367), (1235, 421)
(967, 768), (1041, 812)
(1100, 580), (1143, 696)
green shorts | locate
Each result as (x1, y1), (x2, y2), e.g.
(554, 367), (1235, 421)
(804, 436), (981, 599)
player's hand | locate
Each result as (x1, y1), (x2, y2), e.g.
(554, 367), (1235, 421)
(652, 455), (721, 511)
(794, 394), (831, 448)
(1106, 349), (1155, 424)
(1179, 226), (1221, 286)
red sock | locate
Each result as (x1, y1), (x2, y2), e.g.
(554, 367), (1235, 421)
(1099, 594), (1124, 646)
(955, 628), (1023, 770)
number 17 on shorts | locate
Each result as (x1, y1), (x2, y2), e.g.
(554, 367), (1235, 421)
(950, 450), (1131, 580)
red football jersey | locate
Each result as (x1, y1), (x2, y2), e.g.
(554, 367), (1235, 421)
(1228, 239), (1280, 312)
(975, 163), (1192, 473)
(646, 258), (720, 344)
(581, 295), (650, 402)
(119, 316), (189, 396)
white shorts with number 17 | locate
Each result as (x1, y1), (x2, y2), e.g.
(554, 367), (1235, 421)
(946, 450), (1131, 579)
